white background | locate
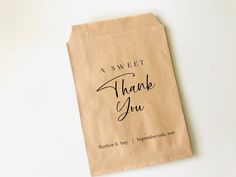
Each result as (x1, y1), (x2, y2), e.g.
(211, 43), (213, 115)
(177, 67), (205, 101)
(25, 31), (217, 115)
(0, 0), (236, 177)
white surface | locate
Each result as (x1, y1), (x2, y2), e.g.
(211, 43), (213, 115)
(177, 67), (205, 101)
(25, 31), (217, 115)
(0, 0), (236, 176)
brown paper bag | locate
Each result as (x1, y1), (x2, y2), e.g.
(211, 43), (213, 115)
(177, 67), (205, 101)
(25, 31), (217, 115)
(67, 13), (192, 176)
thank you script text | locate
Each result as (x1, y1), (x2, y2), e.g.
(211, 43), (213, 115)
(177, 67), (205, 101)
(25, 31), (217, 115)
(96, 60), (156, 121)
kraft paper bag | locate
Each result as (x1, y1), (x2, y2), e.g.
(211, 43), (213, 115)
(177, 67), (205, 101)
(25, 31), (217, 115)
(67, 13), (192, 176)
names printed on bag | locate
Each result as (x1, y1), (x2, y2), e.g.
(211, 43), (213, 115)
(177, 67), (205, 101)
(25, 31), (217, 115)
(98, 131), (175, 149)
(97, 60), (156, 121)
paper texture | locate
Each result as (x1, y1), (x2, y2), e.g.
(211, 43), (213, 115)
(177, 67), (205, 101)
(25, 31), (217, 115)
(67, 13), (192, 176)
